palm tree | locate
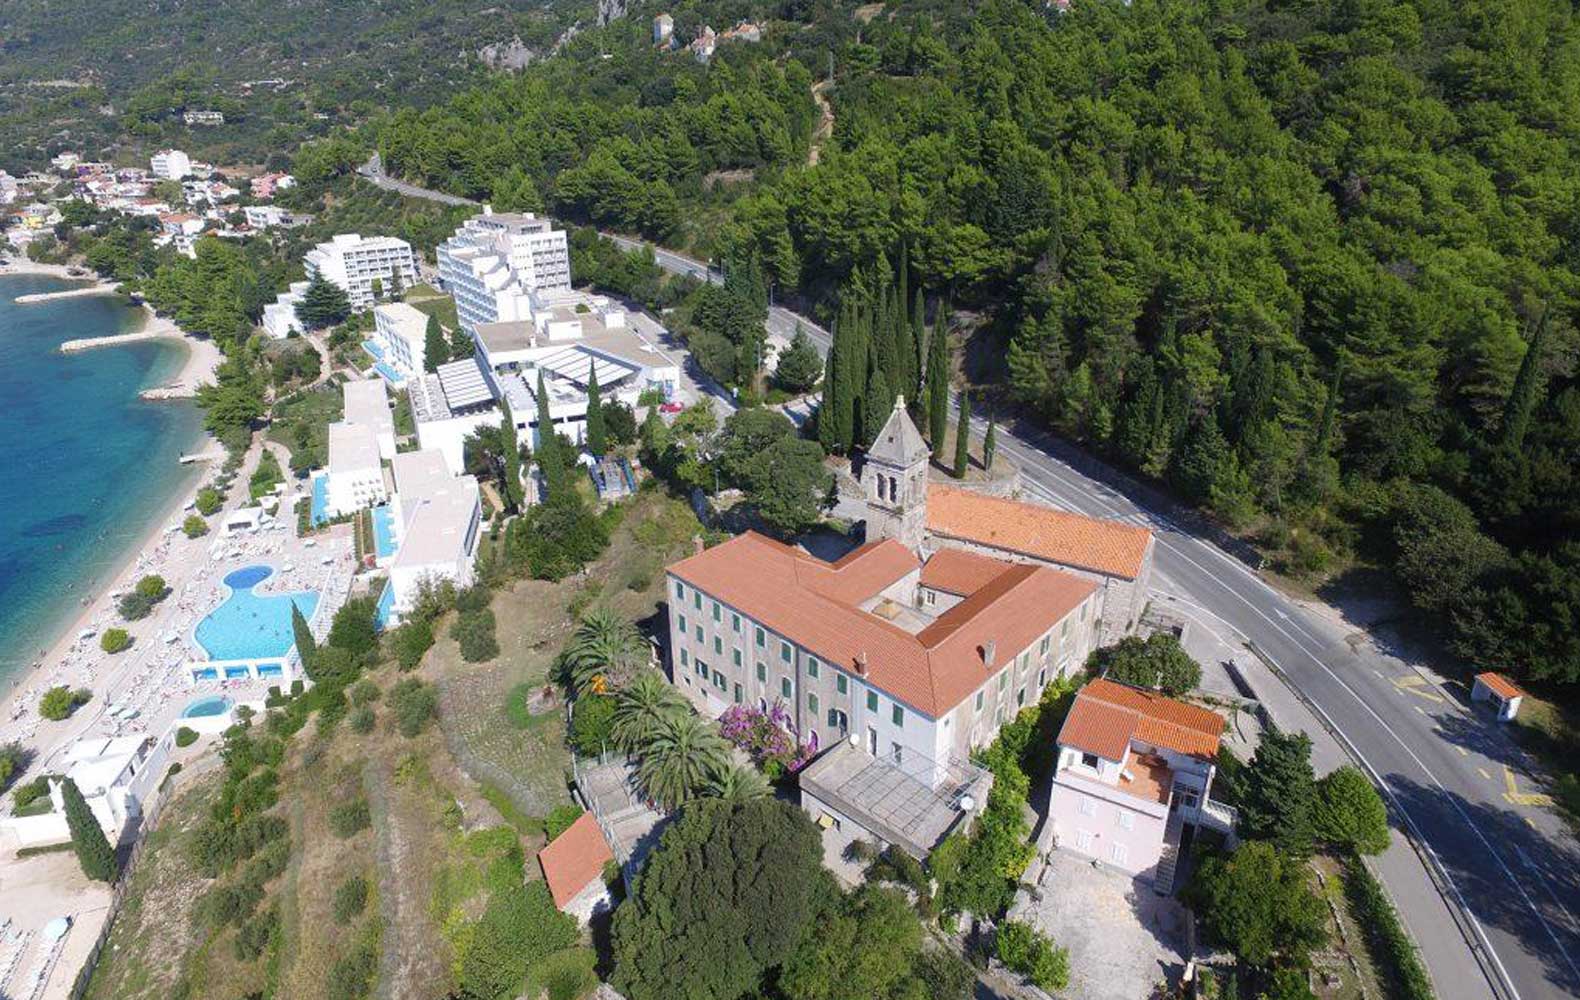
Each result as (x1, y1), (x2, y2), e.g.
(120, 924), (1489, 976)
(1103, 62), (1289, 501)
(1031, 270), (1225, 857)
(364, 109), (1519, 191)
(611, 671), (688, 752)
(707, 761), (770, 802)
(564, 608), (648, 695)
(637, 714), (730, 811)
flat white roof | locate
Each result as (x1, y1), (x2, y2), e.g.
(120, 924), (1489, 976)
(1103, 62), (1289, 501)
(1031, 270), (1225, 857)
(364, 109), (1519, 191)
(393, 477), (480, 569)
(391, 449), (454, 504)
(343, 378), (394, 433)
(375, 302), (429, 339)
(328, 421), (382, 474)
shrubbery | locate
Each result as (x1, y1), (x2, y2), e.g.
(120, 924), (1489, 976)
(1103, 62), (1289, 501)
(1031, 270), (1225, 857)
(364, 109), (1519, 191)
(348, 705), (376, 734)
(568, 694), (615, 756)
(39, 686), (91, 721)
(175, 726), (198, 748)
(195, 486), (223, 515)
(452, 609), (500, 662)
(100, 628), (132, 653)
(388, 678), (438, 737)
(996, 921), (1070, 992)
(329, 799), (371, 838)
(1342, 855), (1433, 1000)
(389, 619), (434, 671)
(332, 874), (370, 924)
(0, 742), (29, 792)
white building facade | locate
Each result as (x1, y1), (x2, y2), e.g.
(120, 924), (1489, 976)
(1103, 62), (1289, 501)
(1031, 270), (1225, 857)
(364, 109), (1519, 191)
(150, 149), (192, 180)
(436, 208), (571, 335)
(305, 233), (419, 311)
(372, 302), (432, 379)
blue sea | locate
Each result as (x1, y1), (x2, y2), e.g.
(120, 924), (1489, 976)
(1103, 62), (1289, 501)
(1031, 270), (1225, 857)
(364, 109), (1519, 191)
(0, 273), (206, 691)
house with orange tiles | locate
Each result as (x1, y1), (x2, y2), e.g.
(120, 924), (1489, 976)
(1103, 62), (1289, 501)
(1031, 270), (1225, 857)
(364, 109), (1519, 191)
(1045, 678), (1235, 891)
(665, 527), (1104, 857)
(859, 400), (1155, 644)
(538, 812), (616, 924)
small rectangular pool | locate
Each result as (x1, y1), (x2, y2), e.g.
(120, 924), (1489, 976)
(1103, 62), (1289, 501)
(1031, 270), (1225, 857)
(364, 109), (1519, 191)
(373, 360), (405, 386)
(371, 504), (397, 558)
(310, 475), (329, 526)
(362, 338), (385, 361)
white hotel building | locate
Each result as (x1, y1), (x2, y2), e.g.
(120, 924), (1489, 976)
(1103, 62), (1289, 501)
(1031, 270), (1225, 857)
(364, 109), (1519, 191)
(371, 302), (433, 380)
(150, 148), (192, 180)
(436, 208), (571, 335)
(305, 233), (419, 311)
(386, 449), (482, 621)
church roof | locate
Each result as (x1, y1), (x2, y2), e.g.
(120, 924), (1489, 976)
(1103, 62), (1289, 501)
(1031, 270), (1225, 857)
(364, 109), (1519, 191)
(866, 398), (929, 468)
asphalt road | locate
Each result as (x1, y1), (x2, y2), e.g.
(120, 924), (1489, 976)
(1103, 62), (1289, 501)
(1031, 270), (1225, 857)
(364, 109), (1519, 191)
(363, 164), (1580, 1000)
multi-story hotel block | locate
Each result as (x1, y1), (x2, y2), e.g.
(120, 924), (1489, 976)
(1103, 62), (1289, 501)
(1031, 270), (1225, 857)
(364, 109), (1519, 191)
(436, 208), (572, 335)
(305, 233), (419, 311)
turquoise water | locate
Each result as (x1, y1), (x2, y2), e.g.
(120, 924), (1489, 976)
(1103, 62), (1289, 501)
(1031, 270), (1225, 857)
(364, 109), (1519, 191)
(0, 273), (205, 690)
(182, 694), (233, 718)
(195, 564), (318, 661)
(372, 504), (396, 557)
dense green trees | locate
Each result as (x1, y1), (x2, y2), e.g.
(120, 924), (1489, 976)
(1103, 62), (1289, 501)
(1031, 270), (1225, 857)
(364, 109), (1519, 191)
(1238, 729), (1318, 857)
(295, 274), (352, 330)
(63, 777), (117, 881)
(610, 798), (824, 1000)
(563, 609), (648, 696)
(1314, 766), (1391, 856)
(1186, 840), (1327, 969)
(1088, 633), (1203, 697)
(715, 407), (833, 536)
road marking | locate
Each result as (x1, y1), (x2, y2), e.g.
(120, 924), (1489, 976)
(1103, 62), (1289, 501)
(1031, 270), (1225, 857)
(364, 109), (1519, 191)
(1503, 766), (1554, 808)
(1457, 746), (1469, 756)
(1479, 768), (1493, 781)
(1393, 674), (1446, 703)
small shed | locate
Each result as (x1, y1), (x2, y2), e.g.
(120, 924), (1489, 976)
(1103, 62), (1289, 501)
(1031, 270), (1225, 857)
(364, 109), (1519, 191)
(538, 811), (615, 925)
(220, 506), (265, 537)
(1471, 672), (1525, 721)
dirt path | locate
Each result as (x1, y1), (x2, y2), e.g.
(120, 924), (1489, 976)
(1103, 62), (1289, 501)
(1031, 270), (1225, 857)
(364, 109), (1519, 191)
(808, 80), (835, 166)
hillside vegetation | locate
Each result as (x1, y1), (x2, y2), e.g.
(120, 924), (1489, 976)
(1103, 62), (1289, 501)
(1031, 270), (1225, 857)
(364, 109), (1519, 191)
(384, 0), (1580, 692)
(0, 0), (592, 168)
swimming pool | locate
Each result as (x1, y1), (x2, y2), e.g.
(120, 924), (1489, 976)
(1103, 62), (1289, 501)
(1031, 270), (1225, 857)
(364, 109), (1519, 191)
(182, 694), (233, 718)
(195, 564), (319, 662)
(310, 475), (329, 526)
(372, 504), (397, 558)
(373, 361), (405, 385)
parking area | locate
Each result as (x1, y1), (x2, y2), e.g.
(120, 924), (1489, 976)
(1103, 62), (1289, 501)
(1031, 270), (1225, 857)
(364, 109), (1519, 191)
(1009, 850), (1190, 1000)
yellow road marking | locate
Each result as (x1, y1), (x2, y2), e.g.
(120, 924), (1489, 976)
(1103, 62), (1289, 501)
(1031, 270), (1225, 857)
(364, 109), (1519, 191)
(1392, 674), (1445, 703)
(1503, 766), (1554, 808)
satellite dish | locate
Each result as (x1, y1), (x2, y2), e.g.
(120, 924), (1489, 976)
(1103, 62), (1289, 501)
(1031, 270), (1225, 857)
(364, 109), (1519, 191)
(847, 732), (860, 748)
(958, 794), (976, 812)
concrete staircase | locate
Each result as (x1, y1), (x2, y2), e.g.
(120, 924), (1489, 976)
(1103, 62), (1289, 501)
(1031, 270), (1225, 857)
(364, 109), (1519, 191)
(1153, 809), (1187, 895)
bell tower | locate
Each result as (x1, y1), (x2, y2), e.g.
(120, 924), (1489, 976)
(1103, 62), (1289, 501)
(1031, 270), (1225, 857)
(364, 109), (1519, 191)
(862, 397), (930, 551)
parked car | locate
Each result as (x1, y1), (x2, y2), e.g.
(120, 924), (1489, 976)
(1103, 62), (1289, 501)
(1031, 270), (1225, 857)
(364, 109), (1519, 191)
(659, 401), (684, 414)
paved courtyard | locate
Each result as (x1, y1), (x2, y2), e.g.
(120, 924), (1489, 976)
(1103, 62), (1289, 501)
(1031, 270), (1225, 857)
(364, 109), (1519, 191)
(1009, 849), (1189, 1000)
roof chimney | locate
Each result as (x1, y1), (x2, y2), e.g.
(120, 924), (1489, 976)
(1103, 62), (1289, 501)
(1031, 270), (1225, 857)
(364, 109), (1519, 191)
(982, 640), (997, 667)
(854, 651), (868, 676)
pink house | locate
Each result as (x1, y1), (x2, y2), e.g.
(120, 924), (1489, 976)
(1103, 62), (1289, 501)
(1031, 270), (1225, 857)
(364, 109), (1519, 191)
(1045, 679), (1236, 892)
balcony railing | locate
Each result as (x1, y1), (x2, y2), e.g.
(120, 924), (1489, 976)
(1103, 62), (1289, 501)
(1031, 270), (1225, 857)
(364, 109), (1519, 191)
(1197, 798), (1238, 834)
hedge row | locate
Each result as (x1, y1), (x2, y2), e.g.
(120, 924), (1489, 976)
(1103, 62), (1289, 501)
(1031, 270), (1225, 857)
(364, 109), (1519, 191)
(1341, 854), (1434, 1000)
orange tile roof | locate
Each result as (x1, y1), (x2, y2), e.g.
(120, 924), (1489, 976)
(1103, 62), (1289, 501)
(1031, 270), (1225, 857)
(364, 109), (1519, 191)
(919, 548), (1013, 596)
(1475, 672), (1524, 700)
(667, 533), (1097, 716)
(1059, 678), (1224, 762)
(538, 812), (613, 909)
(926, 485), (1153, 580)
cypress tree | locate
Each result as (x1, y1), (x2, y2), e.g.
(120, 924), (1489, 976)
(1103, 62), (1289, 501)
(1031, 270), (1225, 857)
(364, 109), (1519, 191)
(1500, 308), (1550, 451)
(818, 342), (841, 454)
(911, 288), (926, 397)
(423, 313), (449, 372)
(861, 369), (891, 449)
(927, 308), (950, 458)
(290, 601), (316, 669)
(501, 397), (522, 510)
(953, 388), (971, 478)
(535, 371), (558, 493)
(586, 367), (606, 457)
(62, 777), (116, 881)
(983, 418), (997, 472)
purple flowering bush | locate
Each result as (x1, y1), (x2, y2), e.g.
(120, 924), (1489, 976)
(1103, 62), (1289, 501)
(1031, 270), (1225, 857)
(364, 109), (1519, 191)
(717, 702), (814, 779)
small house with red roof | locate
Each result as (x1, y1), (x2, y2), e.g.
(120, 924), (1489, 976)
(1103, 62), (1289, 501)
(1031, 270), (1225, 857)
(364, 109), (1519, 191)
(1471, 672), (1525, 721)
(537, 812), (615, 924)
(1046, 679), (1234, 892)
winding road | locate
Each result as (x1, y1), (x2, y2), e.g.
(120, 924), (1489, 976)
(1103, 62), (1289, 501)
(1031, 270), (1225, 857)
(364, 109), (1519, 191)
(364, 161), (1580, 1000)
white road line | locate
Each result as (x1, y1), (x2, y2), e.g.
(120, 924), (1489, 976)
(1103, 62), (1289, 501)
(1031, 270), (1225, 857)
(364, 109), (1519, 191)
(1162, 537), (1574, 994)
